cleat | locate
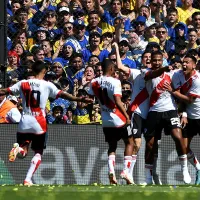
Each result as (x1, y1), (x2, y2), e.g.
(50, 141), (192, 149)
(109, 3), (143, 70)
(183, 171), (191, 184)
(23, 180), (33, 186)
(120, 170), (134, 185)
(195, 170), (200, 185)
(153, 173), (162, 185)
(109, 173), (117, 185)
(9, 143), (19, 162)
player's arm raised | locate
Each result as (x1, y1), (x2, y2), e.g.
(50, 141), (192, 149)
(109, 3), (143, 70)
(112, 42), (130, 74)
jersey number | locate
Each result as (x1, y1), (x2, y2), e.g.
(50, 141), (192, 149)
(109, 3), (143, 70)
(98, 88), (109, 105)
(25, 90), (40, 108)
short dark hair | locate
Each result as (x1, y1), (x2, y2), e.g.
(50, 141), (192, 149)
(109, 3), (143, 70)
(188, 28), (197, 34)
(192, 12), (200, 20)
(142, 50), (152, 59)
(151, 51), (163, 58)
(52, 106), (63, 113)
(88, 10), (99, 17)
(167, 7), (178, 15)
(102, 58), (116, 74)
(184, 54), (197, 64)
(111, 0), (122, 5)
(31, 61), (48, 75)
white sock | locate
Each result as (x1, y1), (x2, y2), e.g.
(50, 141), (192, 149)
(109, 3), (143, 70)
(108, 155), (115, 174)
(179, 154), (188, 172)
(187, 151), (200, 170)
(145, 164), (153, 184)
(129, 155), (137, 177)
(25, 153), (41, 182)
(123, 156), (132, 172)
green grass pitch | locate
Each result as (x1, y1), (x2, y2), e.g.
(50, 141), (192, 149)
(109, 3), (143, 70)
(0, 185), (200, 200)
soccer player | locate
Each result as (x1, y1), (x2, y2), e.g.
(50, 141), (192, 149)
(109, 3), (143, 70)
(88, 58), (134, 185)
(164, 55), (200, 185)
(113, 42), (167, 184)
(0, 61), (93, 186)
(143, 51), (191, 184)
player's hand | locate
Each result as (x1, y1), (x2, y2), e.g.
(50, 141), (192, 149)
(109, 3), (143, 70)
(163, 82), (173, 93)
(80, 96), (94, 104)
(126, 118), (131, 125)
(180, 117), (188, 129)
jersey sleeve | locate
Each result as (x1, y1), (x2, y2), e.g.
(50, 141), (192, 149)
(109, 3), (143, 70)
(87, 80), (95, 96)
(8, 81), (21, 96)
(113, 79), (122, 96)
(140, 68), (151, 79)
(172, 71), (181, 90)
(129, 69), (141, 82)
(48, 82), (62, 99)
(188, 79), (200, 98)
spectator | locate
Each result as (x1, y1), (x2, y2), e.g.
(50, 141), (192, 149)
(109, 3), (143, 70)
(47, 105), (67, 124)
(192, 12), (200, 43)
(94, 62), (103, 77)
(41, 39), (53, 63)
(73, 20), (89, 49)
(51, 58), (66, 82)
(72, 89), (91, 124)
(133, 16), (147, 41)
(31, 46), (45, 61)
(82, 31), (109, 63)
(0, 92), (21, 123)
(7, 50), (20, 72)
(102, 32), (114, 52)
(8, 7), (37, 40)
(118, 38), (137, 68)
(88, 55), (100, 66)
(187, 28), (199, 50)
(85, 11), (102, 36)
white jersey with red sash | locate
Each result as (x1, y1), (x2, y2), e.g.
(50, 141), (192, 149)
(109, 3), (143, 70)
(88, 76), (126, 128)
(172, 69), (200, 119)
(128, 69), (149, 119)
(8, 79), (61, 134)
(142, 68), (177, 112)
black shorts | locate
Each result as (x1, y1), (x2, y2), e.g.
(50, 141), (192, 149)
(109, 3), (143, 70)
(17, 132), (47, 154)
(182, 118), (200, 138)
(131, 113), (146, 138)
(144, 110), (181, 140)
(103, 125), (132, 143)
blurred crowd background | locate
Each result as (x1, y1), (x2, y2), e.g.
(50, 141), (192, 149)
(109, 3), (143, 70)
(2, 0), (200, 124)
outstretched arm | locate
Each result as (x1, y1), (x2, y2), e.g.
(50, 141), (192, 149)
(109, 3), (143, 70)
(144, 66), (173, 81)
(59, 91), (93, 103)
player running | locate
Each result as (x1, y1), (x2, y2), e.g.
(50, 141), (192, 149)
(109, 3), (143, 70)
(164, 55), (200, 185)
(88, 58), (134, 185)
(142, 51), (191, 184)
(0, 61), (93, 186)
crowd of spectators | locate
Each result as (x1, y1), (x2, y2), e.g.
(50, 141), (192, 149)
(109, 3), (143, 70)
(2, 0), (200, 124)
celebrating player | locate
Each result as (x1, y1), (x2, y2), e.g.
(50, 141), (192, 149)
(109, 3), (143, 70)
(0, 61), (93, 186)
(143, 51), (191, 184)
(113, 42), (165, 184)
(88, 58), (134, 185)
(164, 55), (200, 185)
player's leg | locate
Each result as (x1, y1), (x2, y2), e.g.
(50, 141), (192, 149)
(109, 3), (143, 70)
(8, 133), (30, 162)
(171, 127), (191, 184)
(104, 128), (118, 185)
(121, 126), (134, 185)
(144, 111), (161, 184)
(183, 119), (200, 185)
(24, 133), (46, 186)
(152, 139), (162, 185)
(129, 113), (143, 182)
